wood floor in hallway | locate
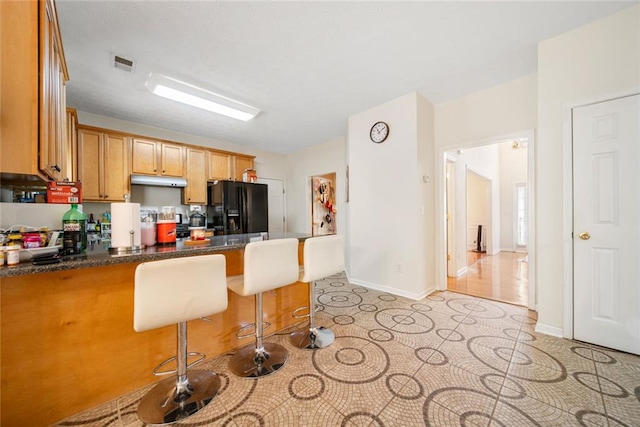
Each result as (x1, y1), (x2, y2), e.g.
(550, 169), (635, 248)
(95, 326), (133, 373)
(447, 251), (528, 306)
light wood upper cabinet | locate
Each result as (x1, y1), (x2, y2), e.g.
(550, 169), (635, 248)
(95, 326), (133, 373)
(132, 138), (184, 177)
(78, 128), (130, 202)
(233, 155), (255, 181)
(39, 0), (68, 180)
(207, 151), (232, 181)
(0, 0), (69, 181)
(161, 143), (184, 177)
(184, 148), (207, 205)
(131, 138), (157, 175)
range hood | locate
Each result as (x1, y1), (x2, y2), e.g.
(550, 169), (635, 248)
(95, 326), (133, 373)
(130, 174), (187, 187)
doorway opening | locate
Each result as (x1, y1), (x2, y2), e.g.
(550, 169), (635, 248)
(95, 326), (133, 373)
(311, 173), (337, 236)
(256, 177), (286, 239)
(444, 134), (534, 307)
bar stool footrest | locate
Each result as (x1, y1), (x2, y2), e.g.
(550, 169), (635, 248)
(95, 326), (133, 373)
(152, 352), (206, 376)
(236, 322), (271, 340)
(292, 306), (310, 319)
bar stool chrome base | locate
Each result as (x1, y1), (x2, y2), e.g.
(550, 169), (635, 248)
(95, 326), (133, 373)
(291, 326), (335, 349)
(229, 342), (289, 378)
(137, 370), (221, 425)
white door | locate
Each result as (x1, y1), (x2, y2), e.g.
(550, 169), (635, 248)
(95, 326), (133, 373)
(573, 94), (640, 355)
(257, 177), (285, 238)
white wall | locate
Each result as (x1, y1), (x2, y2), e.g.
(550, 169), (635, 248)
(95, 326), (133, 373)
(434, 74), (537, 289)
(347, 92), (435, 299)
(499, 141), (527, 251)
(285, 136), (346, 235)
(417, 94), (436, 290)
(536, 5), (640, 334)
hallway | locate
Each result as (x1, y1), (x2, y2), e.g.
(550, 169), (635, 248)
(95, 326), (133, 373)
(447, 251), (528, 306)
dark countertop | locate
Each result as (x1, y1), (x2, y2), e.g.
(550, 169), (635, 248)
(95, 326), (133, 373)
(0, 233), (311, 278)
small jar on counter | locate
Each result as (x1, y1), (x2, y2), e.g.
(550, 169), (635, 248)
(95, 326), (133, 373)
(23, 233), (42, 249)
(6, 246), (20, 266)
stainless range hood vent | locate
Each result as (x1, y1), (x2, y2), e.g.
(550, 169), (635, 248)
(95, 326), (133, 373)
(130, 174), (187, 187)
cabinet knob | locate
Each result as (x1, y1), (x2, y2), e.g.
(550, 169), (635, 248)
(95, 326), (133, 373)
(104, 195), (108, 198)
(154, 169), (157, 172)
(53, 165), (61, 172)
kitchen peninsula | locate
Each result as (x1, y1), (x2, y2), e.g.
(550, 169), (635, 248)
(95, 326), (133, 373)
(0, 234), (310, 426)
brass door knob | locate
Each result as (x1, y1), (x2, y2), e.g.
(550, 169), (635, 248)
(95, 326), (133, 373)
(579, 231), (591, 240)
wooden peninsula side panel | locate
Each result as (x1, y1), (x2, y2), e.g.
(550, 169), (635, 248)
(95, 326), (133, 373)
(0, 245), (307, 426)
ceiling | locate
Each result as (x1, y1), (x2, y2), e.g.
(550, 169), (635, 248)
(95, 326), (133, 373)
(56, 1), (636, 154)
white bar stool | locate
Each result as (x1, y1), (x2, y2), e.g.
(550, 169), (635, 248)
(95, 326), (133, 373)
(134, 254), (228, 425)
(227, 238), (299, 378)
(290, 234), (345, 349)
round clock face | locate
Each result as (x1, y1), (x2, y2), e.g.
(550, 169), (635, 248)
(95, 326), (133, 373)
(370, 121), (389, 143)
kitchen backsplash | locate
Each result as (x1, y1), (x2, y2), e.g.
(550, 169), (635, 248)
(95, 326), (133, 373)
(0, 202), (74, 230)
(1, 186), (206, 231)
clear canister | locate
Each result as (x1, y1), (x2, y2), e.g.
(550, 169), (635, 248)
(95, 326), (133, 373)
(140, 210), (157, 247)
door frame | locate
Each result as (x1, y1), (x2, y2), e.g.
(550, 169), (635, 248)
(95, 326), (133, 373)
(255, 176), (286, 237)
(445, 156), (458, 277)
(561, 87), (640, 339)
(437, 128), (536, 310)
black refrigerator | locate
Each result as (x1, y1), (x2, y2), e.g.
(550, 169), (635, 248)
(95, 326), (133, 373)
(207, 180), (268, 235)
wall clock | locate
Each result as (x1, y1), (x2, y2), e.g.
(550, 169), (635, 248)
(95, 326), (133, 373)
(370, 121), (389, 143)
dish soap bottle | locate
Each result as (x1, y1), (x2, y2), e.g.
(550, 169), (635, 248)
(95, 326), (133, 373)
(62, 203), (87, 254)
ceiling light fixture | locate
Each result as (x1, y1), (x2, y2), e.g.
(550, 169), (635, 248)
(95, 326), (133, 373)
(145, 73), (260, 121)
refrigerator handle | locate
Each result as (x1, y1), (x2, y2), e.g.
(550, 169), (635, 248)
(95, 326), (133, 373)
(244, 187), (249, 233)
(242, 187), (248, 232)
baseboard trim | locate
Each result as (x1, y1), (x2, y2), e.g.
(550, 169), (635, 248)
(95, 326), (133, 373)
(347, 277), (434, 301)
(534, 322), (564, 338)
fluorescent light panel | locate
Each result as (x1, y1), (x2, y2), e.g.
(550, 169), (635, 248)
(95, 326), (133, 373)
(145, 73), (259, 121)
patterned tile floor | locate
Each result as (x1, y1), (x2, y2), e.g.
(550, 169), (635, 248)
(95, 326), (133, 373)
(57, 274), (640, 426)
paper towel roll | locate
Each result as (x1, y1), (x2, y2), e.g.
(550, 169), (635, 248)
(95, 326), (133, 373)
(111, 202), (141, 249)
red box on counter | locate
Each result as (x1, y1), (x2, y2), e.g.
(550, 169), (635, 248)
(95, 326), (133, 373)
(47, 181), (82, 204)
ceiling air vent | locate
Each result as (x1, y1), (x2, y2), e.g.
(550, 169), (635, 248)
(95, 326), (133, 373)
(112, 54), (136, 73)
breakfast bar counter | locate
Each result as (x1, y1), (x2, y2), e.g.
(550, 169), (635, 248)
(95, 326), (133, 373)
(0, 233), (310, 278)
(0, 233), (311, 426)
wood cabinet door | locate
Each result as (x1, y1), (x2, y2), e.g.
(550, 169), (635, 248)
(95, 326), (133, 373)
(77, 129), (102, 201)
(39, 0), (67, 180)
(131, 138), (158, 175)
(233, 155), (254, 181)
(208, 151), (231, 180)
(161, 143), (184, 177)
(103, 134), (129, 201)
(184, 148), (207, 204)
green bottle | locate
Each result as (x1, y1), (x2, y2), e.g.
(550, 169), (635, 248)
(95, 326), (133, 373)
(62, 203), (87, 254)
